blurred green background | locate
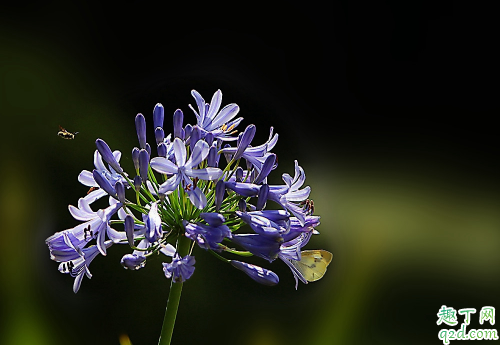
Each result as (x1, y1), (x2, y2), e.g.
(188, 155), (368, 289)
(1, 2), (499, 344)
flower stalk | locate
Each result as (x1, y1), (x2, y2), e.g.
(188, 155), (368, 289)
(158, 233), (191, 345)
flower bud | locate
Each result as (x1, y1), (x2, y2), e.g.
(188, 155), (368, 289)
(132, 147), (140, 172)
(139, 149), (149, 182)
(230, 260), (279, 286)
(155, 127), (165, 145)
(215, 180), (225, 212)
(135, 113), (147, 149)
(96, 139), (123, 174)
(173, 109), (184, 139)
(115, 180), (125, 204)
(153, 103), (164, 130)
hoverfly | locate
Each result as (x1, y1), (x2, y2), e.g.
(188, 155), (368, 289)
(58, 125), (78, 139)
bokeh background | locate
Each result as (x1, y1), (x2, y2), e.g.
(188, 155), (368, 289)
(1, 2), (499, 344)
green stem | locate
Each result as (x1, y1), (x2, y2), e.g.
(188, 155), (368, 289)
(158, 234), (191, 345)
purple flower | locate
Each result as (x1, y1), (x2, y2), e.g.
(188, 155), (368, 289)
(78, 149), (127, 204)
(161, 246), (196, 283)
(268, 161), (311, 226)
(144, 202), (162, 243)
(282, 216), (320, 243)
(184, 213), (231, 251)
(188, 89), (243, 141)
(121, 253), (146, 270)
(120, 238), (150, 271)
(46, 198), (123, 257)
(231, 233), (282, 262)
(57, 234), (113, 293)
(236, 210), (288, 239)
(150, 138), (223, 209)
(278, 216), (320, 289)
(220, 127), (278, 172)
(230, 260), (279, 286)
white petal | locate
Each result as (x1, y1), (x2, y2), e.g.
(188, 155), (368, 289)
(158, 174), (182, 193)
(188, 187), (207, 209)
(150, 157), (179, 174)
(205, 89), (222, 121)
(185, 140), (209, 169)
(185, 167), (223, 181)
(173, 138), (187, 166)
(78, 170), (97, 187)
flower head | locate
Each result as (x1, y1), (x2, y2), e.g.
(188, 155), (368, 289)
(46, 88), (330, 298)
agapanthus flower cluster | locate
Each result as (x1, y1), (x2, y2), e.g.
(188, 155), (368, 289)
(46, 89), (327, 293)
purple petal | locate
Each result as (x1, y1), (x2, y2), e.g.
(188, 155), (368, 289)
(200, 212), (225, 227)
(191, 89), (206, 123)
(94, 150), (106, 172)
(92, 169), (116, 196)
(95, 139), (123, 174)
(205, 89), (222, 121)
(83, 188), (107, 204)
(225, 181), (260, 197)
(150, 157), (179, 175)
(215, 180), (225, 212)
(255, 154), (276, 184)
(291, 161), (306, 190)
(158, 173), (182, 193)
(68, 205), (93, 221)
(185, 138), (209, 169)
(78, 170), (96, 187)
(185, 167), (223, 181)
(187, 187), (207, 209)
(190, 125), (201, 152)
(256, 184), (269, 210)
(286, 186), (311, 202)
(173, 137), (186, 166)
(209, 103), (240, 131)
(160, 243), (176, 257)
(121, 253), (146, 270)
(207, 145), (218, 167)
(233, 125), (256, 161)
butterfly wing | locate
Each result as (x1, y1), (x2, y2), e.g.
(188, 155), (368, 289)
(291, 250), (333, 282)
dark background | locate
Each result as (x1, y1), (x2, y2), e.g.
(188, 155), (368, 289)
(1, 1), (499, 344)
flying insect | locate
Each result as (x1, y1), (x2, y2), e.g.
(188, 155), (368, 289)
(58, 125), (78, 139)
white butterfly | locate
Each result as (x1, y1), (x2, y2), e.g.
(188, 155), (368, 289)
(291, 250), (333, 282)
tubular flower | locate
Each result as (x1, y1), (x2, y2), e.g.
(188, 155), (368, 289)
(150, 138), (223, 209)
(188, 89), (243, 141)
(78, 149), (127, 204)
